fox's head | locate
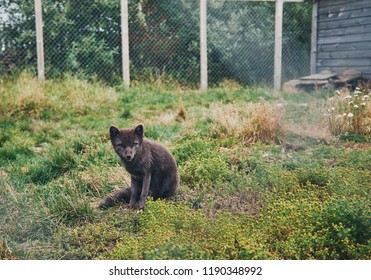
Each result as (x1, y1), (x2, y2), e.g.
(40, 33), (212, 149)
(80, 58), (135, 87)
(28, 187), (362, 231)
(109, 124), (144, 162)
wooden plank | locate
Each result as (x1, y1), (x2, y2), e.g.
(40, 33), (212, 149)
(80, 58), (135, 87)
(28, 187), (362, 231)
(319, 0), (351, 9)
(34, 0), (44, 81)
(121, 0), (130, 87)
(200, 0), (207, 92)
(336, 69), (362, 82)
(318, 41), (371, 52)
(317, 65), (371, 77)
(300, 72), (337, 80)
(318, 15), (371, 30)
(317, 50), (371, 59)
(318, 23), (371, 37)
(318, 8), (371, 23)
(317, 32), (371, 45)
(296, 79), (329, 85)
(318, 58), (371, 67)
(319, 0), (371, 14)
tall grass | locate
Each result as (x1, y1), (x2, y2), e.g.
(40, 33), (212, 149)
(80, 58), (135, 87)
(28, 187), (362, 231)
(0, 72), (118, 120)
(208, 102), (285, 144)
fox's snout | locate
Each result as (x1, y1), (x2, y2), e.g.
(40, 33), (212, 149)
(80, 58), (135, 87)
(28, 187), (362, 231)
(122, 148), (135, 161)
(125, 154), (133, 161)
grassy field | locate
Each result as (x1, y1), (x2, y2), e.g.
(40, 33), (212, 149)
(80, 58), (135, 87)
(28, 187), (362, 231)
(0, 73), (370, 260)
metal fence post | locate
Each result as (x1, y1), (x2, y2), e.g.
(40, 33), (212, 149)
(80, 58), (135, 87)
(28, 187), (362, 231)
(200, 0), (208, 92)
(34, 0), (44, 80)
(121, 0), (130, 87)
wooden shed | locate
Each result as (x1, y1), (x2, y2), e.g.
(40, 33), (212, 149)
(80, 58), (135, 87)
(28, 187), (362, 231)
(311, 0), (371, 79)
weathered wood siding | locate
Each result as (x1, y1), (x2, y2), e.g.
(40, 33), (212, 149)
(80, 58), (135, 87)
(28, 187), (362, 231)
(317, 0), (371, 79)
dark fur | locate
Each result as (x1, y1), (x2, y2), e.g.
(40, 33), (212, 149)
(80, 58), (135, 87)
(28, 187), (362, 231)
(99, 124), (179, 209)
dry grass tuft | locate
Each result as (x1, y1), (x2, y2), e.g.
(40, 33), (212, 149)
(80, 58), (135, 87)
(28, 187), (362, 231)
(175, 96), (187, 122)
(0, 72), (117, 119)
(209, 102), (285, 144)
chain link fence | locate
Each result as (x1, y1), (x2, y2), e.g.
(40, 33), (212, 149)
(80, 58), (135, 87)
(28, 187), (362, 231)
(0, 0), (312, 87)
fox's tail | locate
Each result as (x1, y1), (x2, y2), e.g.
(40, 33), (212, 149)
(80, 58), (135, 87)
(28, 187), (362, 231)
(98, 187), (131, 209)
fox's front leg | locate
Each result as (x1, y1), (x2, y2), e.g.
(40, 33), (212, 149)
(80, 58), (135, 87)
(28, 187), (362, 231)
(139, 173), (151, 210)
(129, 176), (141, 208)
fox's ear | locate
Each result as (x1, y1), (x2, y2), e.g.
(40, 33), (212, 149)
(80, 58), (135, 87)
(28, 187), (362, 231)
(109, 125), (120, 139)
(134, 124), (144, 138)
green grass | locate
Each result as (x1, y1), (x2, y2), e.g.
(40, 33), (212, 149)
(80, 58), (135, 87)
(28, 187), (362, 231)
(0, 72), (370, 260)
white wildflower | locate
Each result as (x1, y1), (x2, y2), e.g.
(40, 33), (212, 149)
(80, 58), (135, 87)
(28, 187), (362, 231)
(335, 90), (341, 95)
(361, 103), (366, 106)
(347, 112), (354, 118)
(331, 107), (335, 111)
(344, 95), (352, 100)
(353, 105), (359, 109)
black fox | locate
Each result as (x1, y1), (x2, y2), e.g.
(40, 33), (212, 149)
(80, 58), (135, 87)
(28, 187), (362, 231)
(99, 124), (179, 210)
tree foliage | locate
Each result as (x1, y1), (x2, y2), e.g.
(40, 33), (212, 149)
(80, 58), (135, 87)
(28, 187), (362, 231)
(0, 0), (312, 85)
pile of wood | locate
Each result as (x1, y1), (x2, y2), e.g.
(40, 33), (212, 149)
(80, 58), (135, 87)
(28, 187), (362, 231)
(283, 69), (366, 92)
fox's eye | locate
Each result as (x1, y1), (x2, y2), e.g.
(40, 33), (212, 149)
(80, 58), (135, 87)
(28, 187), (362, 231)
(133, 141), (139, 146)
(116, 145), (124, 152)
